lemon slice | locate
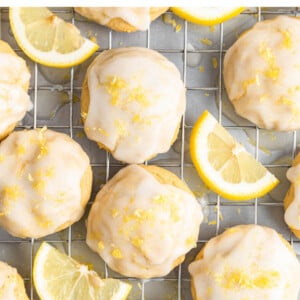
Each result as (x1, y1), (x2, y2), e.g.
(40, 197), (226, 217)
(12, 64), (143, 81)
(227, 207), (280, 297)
(171, 7), (244, 26)
(190, 111), (279, 200)
(33, 242), (132, 300)
(9, 7), (99, 68)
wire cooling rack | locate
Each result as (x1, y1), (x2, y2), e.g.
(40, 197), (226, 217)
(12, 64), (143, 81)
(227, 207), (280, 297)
(0, 7), (300, 300)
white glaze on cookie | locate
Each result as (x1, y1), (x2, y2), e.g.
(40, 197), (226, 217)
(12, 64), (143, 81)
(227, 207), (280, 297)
(224, 16), (300, 131)
(0, 50), (31, 135)
(86, 164), (203, 278)
(0, 261), (28, 300)
(0, 128), (91, 238)
(75, 8), (152, 30)
(83, 47), (185, 163)
(189, 225), (300, 300)
(284, 163), (300, 230)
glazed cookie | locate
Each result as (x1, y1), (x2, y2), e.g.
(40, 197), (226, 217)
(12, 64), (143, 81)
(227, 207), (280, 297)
(81, 47), (186, 164)
(0, 40), (31, 140)
(74, 7), (168, 32)
(189, 224), (300, 300)
(0, 128), (92, 238)
(86, 164), (203, 278)
(0, 261), (29, 300)
(224, 16), (300, 131)
(284, 152), (300, 238)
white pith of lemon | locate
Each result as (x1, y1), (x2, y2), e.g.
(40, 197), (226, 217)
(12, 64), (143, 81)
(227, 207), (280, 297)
(190, 110), (279, 200)
(9, 7), (99, 68)
(171, 7), (244, 26)
(33, 242), (132, 300)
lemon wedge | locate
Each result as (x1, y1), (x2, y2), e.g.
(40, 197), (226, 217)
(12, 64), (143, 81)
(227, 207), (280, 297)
(190, 110), (279, 200)
(171, 7), (244, 26)
(33, 242), (132, 300)
(9, 7), (99, 68)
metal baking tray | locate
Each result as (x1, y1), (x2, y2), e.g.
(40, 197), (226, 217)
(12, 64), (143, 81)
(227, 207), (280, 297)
(0, 7), (299, 300)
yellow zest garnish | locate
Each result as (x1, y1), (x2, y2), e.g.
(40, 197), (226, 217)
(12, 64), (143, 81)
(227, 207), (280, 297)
(276, 96), (293, 106)
(226, 227), (241, 234)
(114, 119), (128, 136)
(242, 78), (255, 89)
(162, 14), (182, 32)
(111, 248), (123, 259)
(200, 38), (213, 46)
(56, 192), (67, 203)
(75, 131), (85, 139)
(131, 237), (144, 249)
(81, 112), (87, 120)
(259, 42), (280, 81)
(128, 85), (150, 106)
(104, 76), (127, 106)
(97, 241), (105, 250)
(175, 24), (182, 32)
(215, 268), (280, 289)
(90, 127), (109, 136)
(199, 66), (205, 73)
(134, 209), (153, 220)
(185, 236), (195, 246)
(123, 208), (155, 224)
(288, 86), (300, 94)
(33, 180), (46, 192)
(212, 57), (218, 69)
(259, 94), (268, 102)
(2, 185), (22, 200)
(153, 194), (181, 222)
(45, 166), (55, 178)
(37, 218), (53, 228)
(0, 154), (4, 163)
(214, 205), (223, 220)
(208, 220), (217, 225)
(104, 75), (151, 111)
(37, 127), (48, 159)
(111, 208), (120, 218)
(17, 145), (26, 156)
(89, 35), (97, 44)
(279, 29), (293, 49)
(132, 114), (141, 123)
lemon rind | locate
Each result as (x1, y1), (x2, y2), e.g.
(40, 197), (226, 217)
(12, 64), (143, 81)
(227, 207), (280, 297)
(33, 242), (132, 300)
(171, 7), (245, 26)
(9, 7), (99, 68)
(190, 110), (279, 201)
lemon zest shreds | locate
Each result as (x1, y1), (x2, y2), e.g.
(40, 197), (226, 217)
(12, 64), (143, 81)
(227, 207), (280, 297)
(200, 38), (213, 46)
(162, 13), (182, 32)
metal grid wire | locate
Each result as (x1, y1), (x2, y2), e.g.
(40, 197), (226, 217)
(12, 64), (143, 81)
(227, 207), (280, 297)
(0, 6), (300, 300)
